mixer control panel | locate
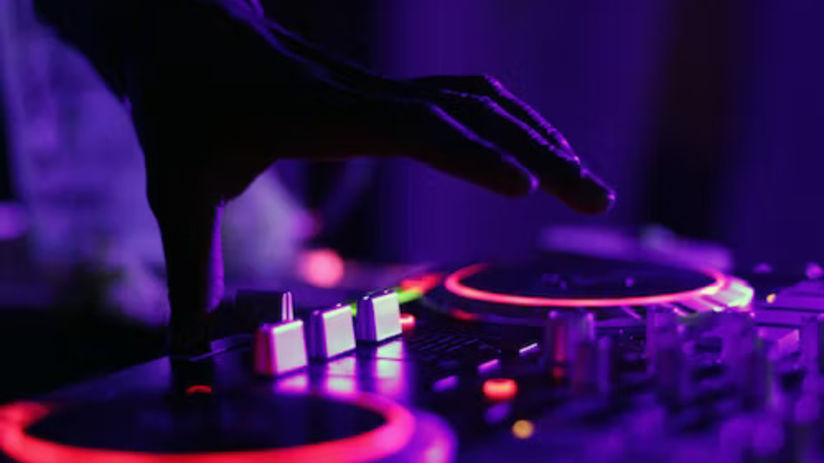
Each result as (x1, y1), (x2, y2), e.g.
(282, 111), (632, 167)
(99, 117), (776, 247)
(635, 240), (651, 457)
(4, 253), (824, 462)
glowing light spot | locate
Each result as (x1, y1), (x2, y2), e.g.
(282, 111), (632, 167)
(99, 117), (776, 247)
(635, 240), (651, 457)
(766, 293), (776, 304)
(399, 273), (441, 297)
(477, 359), (500, 374)
(432, 376), (459, 392)
(511, 420), (535, 439)
(518, 343), (540, 356)
(483, 378), (518, 402)
(726, 286), (755, 308)
(396, 289), (423, 305)
(400, 313), (416, 331)
(445, 263), (727, 308)
(422, 434), (453, 463)
(184, 385), (212, 395)
(298, 248), (344, 288)
(397, 274), (440, 304)
(449, 308), (478, 321)
(806, 262), (824, 280)
(753, 263), (773, 274)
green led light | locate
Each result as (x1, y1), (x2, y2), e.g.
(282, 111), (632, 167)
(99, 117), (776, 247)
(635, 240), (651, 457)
(397, 288), (424, 305)
(343, 302), (356, 316)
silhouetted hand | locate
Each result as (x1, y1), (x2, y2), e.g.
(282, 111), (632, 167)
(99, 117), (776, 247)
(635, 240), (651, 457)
(35, 0), (614, 355)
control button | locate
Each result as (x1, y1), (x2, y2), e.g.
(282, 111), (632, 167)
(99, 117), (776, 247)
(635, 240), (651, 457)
(355, 290), (402, 343)
(477, 358), (501, 375)
(646, 304), (679, 363)
(307, 304), (356, 360)
(236, 290), (294, 323)
(724, 326), (770, 410)
(716, 311), (756, 361)
(544, 310), (595, 367)
(653, 324), (689, 406)
(483, 378), (518, 402)
(518, 342), (540, 357)
(800, 314), (824, 374)
(571, 336), (612, 396)
(737, 340), (770, 410)
(253, 320), (307, 376)
(432, 375), (459, 393)
(400, 313), (416, 332)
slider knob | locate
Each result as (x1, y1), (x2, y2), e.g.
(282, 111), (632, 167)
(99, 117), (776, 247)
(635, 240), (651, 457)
(307, 304), (357, 360)
(355, 290), (402, 343)
(253, 320), (308, 376)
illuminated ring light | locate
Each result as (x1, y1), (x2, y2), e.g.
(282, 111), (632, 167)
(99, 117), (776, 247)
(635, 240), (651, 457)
(444, 263), (728, 308)
(0, 392), (415, 463)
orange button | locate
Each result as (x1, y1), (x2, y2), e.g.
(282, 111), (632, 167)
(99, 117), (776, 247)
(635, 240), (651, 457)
(483, 378), (518, 401)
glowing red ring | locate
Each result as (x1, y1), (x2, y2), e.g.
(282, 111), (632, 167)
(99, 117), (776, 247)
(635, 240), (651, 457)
(0, 393), (415, 463)
(444, 263), (727, 307)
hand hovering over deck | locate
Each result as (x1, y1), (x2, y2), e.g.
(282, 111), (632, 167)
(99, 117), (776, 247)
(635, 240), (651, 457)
(34, 0), (614, 355)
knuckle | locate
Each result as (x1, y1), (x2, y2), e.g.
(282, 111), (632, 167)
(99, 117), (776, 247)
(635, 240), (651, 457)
(464, 94), (495, 109)
(477, 74), (504, 93)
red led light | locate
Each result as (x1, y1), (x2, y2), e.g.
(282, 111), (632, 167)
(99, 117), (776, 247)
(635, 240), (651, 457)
(400, 313), (416, 331)
(0, 393), (415, 463)
(483, 378), (518, 402)
(445, 263), (727, 308)
(399, 273), (441, 294)
(184, 385), (213, 395)
(448, 308), (478, 321)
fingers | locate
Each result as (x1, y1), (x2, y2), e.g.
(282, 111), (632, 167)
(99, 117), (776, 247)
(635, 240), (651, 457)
(392, 103), (537, 197)
(410, 75), (574, 153)
(426, 92), (613, 214)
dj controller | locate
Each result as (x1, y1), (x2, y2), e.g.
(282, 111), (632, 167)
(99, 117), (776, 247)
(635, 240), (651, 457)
(3, 249), (824, 462)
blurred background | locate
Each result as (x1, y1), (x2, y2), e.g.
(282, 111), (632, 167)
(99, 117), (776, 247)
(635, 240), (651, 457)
(0, 0), (822, 401)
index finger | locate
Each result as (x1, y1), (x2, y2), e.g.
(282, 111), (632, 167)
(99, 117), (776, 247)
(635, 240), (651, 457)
(431, 93), (615, 214)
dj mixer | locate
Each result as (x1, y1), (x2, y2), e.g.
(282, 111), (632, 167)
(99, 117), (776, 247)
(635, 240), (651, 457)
(2, 250), (824, 462)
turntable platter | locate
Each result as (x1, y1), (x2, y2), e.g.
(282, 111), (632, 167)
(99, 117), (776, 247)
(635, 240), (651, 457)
(423, 253), (750, 326)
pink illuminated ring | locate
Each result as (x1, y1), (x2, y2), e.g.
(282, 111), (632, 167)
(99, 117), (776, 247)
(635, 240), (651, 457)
(0, 393), (415, 463)
(444, 263), (727, 307)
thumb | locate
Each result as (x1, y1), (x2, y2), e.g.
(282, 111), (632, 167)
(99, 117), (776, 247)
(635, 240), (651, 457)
(147, 167), (225, 357)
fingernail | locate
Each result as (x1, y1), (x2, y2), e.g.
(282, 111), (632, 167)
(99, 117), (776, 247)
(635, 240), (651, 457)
(573, 170), (615, 214)
(497, 157), (538, 197)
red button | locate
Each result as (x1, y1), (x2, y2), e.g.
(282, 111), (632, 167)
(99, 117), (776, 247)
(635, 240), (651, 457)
(483, 378), (518, 401)
(400, 313), (416, 332)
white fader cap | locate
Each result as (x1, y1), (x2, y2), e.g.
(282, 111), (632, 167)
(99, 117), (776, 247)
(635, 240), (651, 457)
(253, 320), (308, 376)
(308, 304), (357, 360)
(355, 289), (402, 343)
